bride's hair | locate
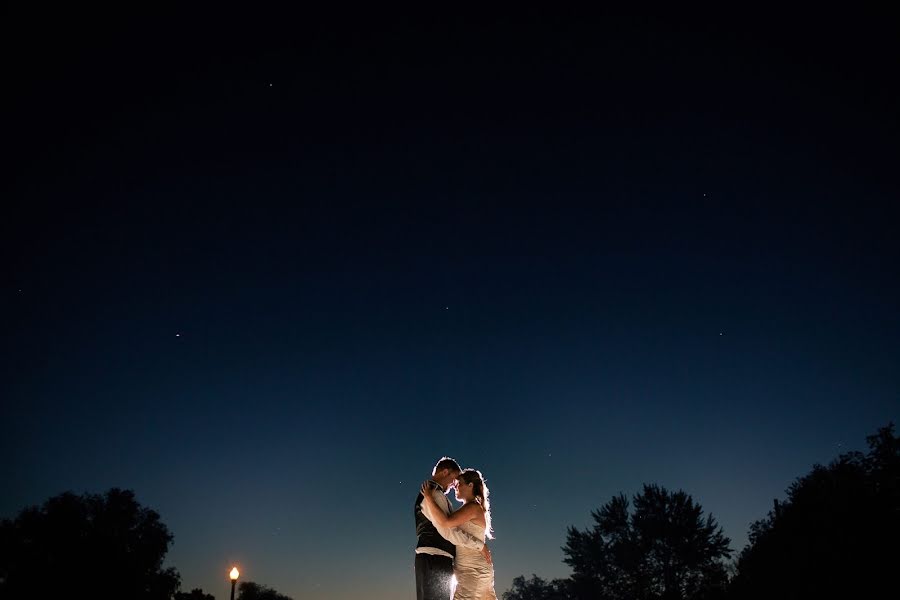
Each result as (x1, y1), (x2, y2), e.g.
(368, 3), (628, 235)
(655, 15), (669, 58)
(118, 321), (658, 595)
(457, 468), (493, 539)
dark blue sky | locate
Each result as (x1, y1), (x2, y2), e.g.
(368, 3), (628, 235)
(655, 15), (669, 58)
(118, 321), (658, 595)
(3, 6), (898, 599)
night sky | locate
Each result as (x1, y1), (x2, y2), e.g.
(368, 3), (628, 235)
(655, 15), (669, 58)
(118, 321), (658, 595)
(3, 6), (898, 600)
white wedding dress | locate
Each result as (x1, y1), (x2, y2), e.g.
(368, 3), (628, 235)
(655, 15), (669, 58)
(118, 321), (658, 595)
(453, 520), (497, 600)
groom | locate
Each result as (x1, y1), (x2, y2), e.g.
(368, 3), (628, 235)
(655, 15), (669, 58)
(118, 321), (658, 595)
(414, 456), (489, 600)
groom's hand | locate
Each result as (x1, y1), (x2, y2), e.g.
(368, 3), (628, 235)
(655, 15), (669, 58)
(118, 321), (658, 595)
(420, 481), (437, 499)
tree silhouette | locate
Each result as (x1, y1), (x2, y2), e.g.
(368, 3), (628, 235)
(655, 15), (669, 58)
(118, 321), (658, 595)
(175, 589), (216, 600)
(562, 484), (730, 600)
(503, 574), (574, 600)
(237, 580), (294, 600)
(0, 488), (180, 600)
(729, 423), (900, 599)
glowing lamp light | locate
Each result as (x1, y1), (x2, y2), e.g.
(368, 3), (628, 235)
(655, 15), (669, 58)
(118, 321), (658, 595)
(229, 566), (240, 600)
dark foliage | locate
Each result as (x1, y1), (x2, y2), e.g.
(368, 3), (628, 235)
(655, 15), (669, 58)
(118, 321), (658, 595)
(503, 574), (574, 600)
(176, 589), (216, 600)
(562, 485), (730, 600)
(237, 580), (294, 600)
(729, 423), (900, 599)
(0, 488), (180, 600)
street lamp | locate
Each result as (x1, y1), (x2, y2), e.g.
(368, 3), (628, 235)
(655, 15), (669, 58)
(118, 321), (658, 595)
(230, 567), (240, 600)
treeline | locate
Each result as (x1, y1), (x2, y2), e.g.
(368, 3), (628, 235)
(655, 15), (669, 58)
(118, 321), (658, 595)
(0, 488), (291, 600)
(504, 423), (899, 600)
(1, 423), (896, 600)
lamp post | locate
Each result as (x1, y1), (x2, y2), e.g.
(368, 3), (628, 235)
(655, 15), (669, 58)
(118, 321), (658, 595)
(229, 567), (240, 600)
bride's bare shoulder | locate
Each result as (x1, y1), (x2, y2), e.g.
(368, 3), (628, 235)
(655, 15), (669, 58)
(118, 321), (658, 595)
(460, 502), (487, 525)
(459, 502), (483, 518)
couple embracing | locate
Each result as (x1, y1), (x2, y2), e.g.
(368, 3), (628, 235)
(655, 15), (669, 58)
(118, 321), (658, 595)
(414, 456), (497, 600)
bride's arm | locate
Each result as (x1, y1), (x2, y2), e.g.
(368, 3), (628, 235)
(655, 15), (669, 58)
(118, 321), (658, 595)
(431, 502), (481, 528)
(420, 483), (481, 528)
(420, 484), (485, 551)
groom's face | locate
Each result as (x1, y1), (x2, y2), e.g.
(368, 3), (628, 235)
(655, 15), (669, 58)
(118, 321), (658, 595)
(435, 468), (460, 490)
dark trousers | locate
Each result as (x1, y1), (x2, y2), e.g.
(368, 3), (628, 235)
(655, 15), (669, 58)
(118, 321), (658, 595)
(415, 553), (454, 600)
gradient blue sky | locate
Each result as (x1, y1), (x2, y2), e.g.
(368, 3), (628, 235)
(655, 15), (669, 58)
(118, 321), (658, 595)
(3, 6), (898, 600)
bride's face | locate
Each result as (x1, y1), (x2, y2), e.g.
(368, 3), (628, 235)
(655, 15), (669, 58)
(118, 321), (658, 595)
(454, 479), (474, 502)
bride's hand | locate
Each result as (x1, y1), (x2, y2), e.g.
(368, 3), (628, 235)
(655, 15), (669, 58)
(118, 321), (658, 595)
(481, 544), (492, 565)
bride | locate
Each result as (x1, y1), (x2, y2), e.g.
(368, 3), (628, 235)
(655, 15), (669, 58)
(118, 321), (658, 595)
(421, 468), (497, 600)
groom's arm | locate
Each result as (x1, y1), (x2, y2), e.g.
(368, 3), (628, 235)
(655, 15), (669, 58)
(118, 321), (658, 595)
(421, 489), (485, 550)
